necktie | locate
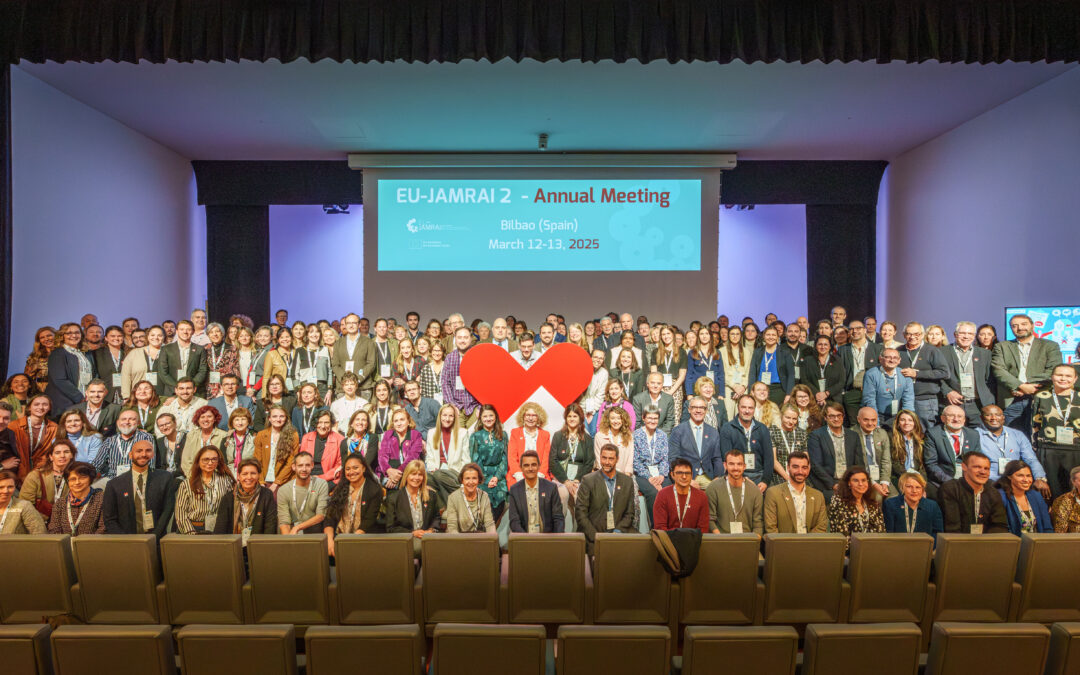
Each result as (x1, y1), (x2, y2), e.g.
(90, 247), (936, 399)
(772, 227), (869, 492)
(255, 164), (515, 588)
(134, 472), (146, 533)
(864, 435), (875, 464)
(693, 425), (703, 454)
(952, 434), (961, 457)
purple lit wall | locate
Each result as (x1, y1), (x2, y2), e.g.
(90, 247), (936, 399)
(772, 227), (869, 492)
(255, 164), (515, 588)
(269, 204), (365, 323)
(717, 204), (808, 324)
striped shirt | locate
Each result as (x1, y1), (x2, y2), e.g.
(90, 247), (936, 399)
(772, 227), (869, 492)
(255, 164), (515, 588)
(93, 430), (155, 478)
(174, 473), (235, 534)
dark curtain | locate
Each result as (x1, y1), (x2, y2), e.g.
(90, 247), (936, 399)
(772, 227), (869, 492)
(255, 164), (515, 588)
(205, 205), (270, 326)
(805, 204), (877, 324)
(0, 65), (10, 379)
(2, 0), (1078, 65)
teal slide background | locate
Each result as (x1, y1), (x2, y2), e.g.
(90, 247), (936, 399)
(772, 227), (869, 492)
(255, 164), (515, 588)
(377, 178), (701, 271)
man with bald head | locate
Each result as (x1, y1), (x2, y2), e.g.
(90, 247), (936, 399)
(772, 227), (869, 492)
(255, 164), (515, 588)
(923, 405), (981, 493)
(619, 313), (646, 350)
(484, 317), (517, 352)
(977, 404), (1050, 497)
(854, 407), (893, 497)
(861, 348), (915, 427)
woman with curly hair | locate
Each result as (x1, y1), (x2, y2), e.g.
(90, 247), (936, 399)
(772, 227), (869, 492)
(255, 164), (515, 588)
(790, 384), (824, 431)
(594, 405), (634, 476)
(179, 405), (227, 476)
(507, 402), (551, 487)
(827, 466), (886, 549)
(24, 326), (56, 394)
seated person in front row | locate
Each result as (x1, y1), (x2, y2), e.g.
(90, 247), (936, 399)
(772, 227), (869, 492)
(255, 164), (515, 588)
(883, 471), (944, 537)
(653, 457), (709, 532)
(763, 451), (827, 533)
(277, 452), (329, 535)
(574, 443), (635, 554)
(102, 439), (176, 537)
(706, 450), (764, 534)
(938, 451), (1009, 534)
(387, 459), (439, 556)
(445, 462), (497, 533)
(508, 450), (564, 533)
(213, 458), (277, 544)
(323, 455), (384, 557)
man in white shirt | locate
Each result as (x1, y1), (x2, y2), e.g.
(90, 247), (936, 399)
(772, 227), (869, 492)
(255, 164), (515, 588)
(157, 379), (208, 436)
(487, 318), (517, 351)
(190, 309), (211, 347)
(208, 374), (256, 430)
(277, 452), (329, 535)
(763, 451), (827, 533)
(510, 333), (540, 370)
(535, 323), (556, 354)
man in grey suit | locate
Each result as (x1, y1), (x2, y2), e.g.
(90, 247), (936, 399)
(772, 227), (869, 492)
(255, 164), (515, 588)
(632, 373), (676, 432)
(991, 314), (1062, 436)
(941, 321), (996, 426)
(331, 313), (377, 398)
(853, 407), (893, 498)
(706, 449), (764, 534)
(574, 443), (635, 554)
(481, 317), (517, 352)
(157, 320), (208, 397)
(207, 374), (257, 429)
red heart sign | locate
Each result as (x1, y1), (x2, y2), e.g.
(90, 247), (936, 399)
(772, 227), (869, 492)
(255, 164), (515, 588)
(459, 343), (594, 422)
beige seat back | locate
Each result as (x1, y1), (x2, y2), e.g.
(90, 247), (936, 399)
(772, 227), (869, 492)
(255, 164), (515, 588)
(1014, 534), (1080, 623)
(50, 625), (174, 675)
(846, 533), (933, 623)
(556, 625), (670, 674)
(332, 534), (415, 624)
(803, 622), (922, 675)
(305, 625), (424, 675)
(762, 534), (847, 623)
(245, 534), (331, 624)
(433, 623), (546, 675)
(0, 535), (75, 623)
(679, 534), (761, 625)
(70, 535), (161, 624)
(507, 533), (587, 624)
(177, 624), (296, 675)
(160, 534), (246, 624)
(1045, 622), (1080, 675)
(592, 534), (672, 624)
(925, 622), (1050, 675)
(0, 624), (53, 675)
(682, 625), (797, 675)
(421, 534), (501, 625)
(932, 534), (1020, 622)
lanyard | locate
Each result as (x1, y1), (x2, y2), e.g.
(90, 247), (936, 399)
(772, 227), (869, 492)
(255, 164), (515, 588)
(605, 478), (616, 510)
(248, 348), (267, 377)
(209, 344), (224, 370)
(903, 502), (918, 533)
(956, 347), (973, 372)
(110, 349), (123, 371)
(568, 436), (581, 462)
(973, 491), (982, 524)
(347, 487), (363, 531)
(377, 407), (389, 431)
(990, 429), (1010, 455)
(1017, 342), (1031, 371)
(239, 501), (253, 529)
(292, 482), (311, 518)
(302, 406), (316, 433)
(726, 480), (746, 518)
(465, 494), (481, 531)
(644, 432), (658, 463)
(702, 354), (714, 371)
(818, 357), (830, 380)
(742, 420), (754, 445)
(376, 341), (390, 363)
(762, 350), (775, 373)
(67, 494), (91, 532)
(27, 421), (44, 453)
(145, 348), (158, 371)
(908, 347), (923, 368)
(133, 470), (147, 503)
(397, 434), (408, 465)
(1053, 392), (1076, 424)
(778, 428), (794, 455)
(676, 490), (692, 527)
(621, 372), (632, 391)
(284, 349), (297, 377)
(663, 353), (673, 373)
(884, 372), (898, 394)
(137, 405), (151, 427)
(852, 344), (865, 371)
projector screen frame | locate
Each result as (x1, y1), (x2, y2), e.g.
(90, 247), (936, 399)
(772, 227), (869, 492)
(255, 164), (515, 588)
(348, 153), (737, 169)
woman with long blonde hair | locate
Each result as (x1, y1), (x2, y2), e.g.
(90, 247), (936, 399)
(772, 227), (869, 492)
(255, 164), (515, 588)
(388, 459), (439, 556)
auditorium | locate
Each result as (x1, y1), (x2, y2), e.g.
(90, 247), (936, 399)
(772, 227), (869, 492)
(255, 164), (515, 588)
(1, 2), (1080, 674)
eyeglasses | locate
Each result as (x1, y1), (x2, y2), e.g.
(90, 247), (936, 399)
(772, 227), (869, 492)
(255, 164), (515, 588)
(199, 457), (220, 464)
(689, 405), (706, 411)
(672, 471), (692, 477)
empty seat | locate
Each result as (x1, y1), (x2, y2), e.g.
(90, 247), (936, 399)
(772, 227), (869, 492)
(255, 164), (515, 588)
(244, 534), (332, 625)
(679, 534), (762, 626)
(762, 534), (847, 624)
(0, 535), (76, 623)
(592, 534), (675, 626)
(845, 533), (934, 623)
(421, 534), (501, 628)
(803, 622), (922, 675)
(160, 534), (246, 624)
(0, 624), (52, 675)
(505, 533), (589, 624)
(50, 624), (174, 675)
(1045, 622), (1080, 675)
(433, 623), (546, 675)
(932, 534), (1020, 623)
(70, 534), (162, 624)
(680, 625), (797, 675)
(330, 534), (416, 625)
(305, 624), (425, 675)
(177, 624), (296, 675)
(557, 625), (670, 674)
(1013, 534), (1080, 623)
(925, 622), (1050, 675)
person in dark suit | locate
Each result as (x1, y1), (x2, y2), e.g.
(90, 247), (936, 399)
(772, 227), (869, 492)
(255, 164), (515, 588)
(838, 321), (883, 422)
(779, 323), (814, 382)
(631, 373), (677, 432)
(387, 459), (440, 557)
(882, 471), (944, 538)
(90, 325), (127, 404)
(574, 443), (635, 554)
(157, 320), (209, 397)
(207, 374), (257, 430)
(806, 402), (866, 500)
(45, 323), (89, 416)
(940, 321), (995, 426)
(798, 335), (847, 409)
(508, 450), (565, 533)
(69, 379), (122, 437)
(991, 313), (1063, 437)
(331, 314), (377, 398)
(717, 394), (774, 489)
(897, 322), (950, 431)
(749, 326), (797, 406)
(667, 396), (721, 488)
(938, 451), (1009, 534)
(923, 405), (982, 491)
(102, 439), (177, 537)
(591, 316), (619, 353)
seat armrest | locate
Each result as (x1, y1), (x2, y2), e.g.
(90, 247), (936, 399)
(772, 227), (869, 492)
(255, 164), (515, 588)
(922, 582), (936, 651)
(241, 580), (254, 623)
(1008, 581), (1022, 622)
(583, 557), (594, 625)
(838, 580), (851, 623)
(69, 582), (85, 622)
(753, 580), (765, 625)
(413, 567), (424, 630)
(155, 581), (170, 625)
(667, 581), (679, 639)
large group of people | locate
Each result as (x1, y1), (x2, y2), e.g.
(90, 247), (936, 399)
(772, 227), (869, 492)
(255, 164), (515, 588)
(2, 307), (1079, 555)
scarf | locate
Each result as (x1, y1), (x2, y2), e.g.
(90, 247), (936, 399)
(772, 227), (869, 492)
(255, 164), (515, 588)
(232, 483), (260, 534)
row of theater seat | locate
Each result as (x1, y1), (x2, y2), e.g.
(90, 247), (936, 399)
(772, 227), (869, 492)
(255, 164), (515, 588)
(2, 533), (1079, 644)
(2, 621), (1078, 674)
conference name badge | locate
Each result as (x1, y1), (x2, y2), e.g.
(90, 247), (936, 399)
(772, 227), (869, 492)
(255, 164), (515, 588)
(209, 372), (221, 385)
(953, 465), (963, 479)
(146, 372), (158, 385)
(869, 465), (880, 481)
(890, 400), (899, 415)
(112, 373), (122, 388)
(1056, 427), (1075, 444)
(606, 511), (615, 530)
(744, 453), (756, 470)
(380, 365), (391, 378)
(760, 373), (772, 385)
(970, 524), (983, 534)
(729, 522), (744, 534)
(998, 457), (1010, 473)
(663, 374), (673, 387)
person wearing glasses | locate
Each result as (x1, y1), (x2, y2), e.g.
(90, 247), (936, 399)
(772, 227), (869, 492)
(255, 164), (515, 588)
(653, 457), (709, 532)
(897, 322), (950, 431)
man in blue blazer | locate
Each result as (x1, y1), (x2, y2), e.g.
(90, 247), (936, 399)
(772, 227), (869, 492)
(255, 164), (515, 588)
(861, 349), (915, 427)
(207, 374), (257, 429)
(508, 451), (564, 533)
(923, 405), (982, 491)
(806, 402), (866, 500)
(668, 396), (721, 488)
(716, 395), (774, 489)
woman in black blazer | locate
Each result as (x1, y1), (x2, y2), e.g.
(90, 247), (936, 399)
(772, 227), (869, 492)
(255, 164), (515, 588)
(46, 323), (90, 415)
(798, 335), (848, 407)
(213, 458), (278, 540)
(387, 459), (439, 557)
(323, 454), (385, 558)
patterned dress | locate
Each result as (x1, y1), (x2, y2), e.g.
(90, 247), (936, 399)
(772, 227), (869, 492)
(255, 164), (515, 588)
(469, 429), (509, 509)
(204, 344), (240, 399)
(768, 426), (808, 485)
